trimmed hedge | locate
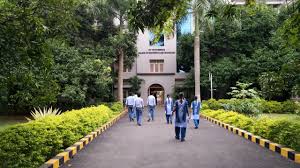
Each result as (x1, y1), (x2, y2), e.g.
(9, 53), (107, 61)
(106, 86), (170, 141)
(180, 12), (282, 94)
(202, 99), (300, 115)
(0, 104), (122, 168)
(202, 109), (300, 151)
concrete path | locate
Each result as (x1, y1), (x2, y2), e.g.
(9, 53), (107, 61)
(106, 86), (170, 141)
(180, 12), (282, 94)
(62, 107), (300, 168)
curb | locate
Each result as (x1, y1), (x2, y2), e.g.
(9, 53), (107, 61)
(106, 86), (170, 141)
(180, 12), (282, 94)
(201, 114), (300, 164)
(40, 110), (127, 168)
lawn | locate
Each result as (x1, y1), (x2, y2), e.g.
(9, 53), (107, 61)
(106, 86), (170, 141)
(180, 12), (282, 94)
(259, 114), (300, 123)
(0, 116), (26, 131)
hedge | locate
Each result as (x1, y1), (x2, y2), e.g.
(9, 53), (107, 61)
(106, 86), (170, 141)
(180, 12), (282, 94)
(202, 109), (300, 151)
(202, 99), (300, 115)
(0, 103), (122, 168)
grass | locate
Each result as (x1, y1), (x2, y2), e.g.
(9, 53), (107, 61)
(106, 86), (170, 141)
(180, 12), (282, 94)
(0, 116), (26, 131)
(258, 113), (300, 123)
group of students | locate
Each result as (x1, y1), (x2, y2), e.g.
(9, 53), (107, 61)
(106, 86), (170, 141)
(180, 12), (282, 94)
(125, 93), (202, 142)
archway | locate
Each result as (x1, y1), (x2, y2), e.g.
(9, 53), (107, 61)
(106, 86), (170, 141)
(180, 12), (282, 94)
(148, 84), (164, 105)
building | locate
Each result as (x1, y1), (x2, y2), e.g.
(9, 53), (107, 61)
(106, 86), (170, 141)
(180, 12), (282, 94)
(115, 0), (289, 104)
(119, 30), (187, 104)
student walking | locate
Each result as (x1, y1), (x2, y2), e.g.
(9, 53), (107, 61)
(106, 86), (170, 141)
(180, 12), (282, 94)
(164, 94), (173, 124)
(191, 96), (201, 129)
(133, 93), (138, 119)
(134, 93), (144, 126)
(173, 93), (189, 142)
(125, 93), (135, 122)
(147, 93), (156, 122)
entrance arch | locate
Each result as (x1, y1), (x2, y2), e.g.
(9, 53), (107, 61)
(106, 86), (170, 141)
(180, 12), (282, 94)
(148, 84), (164, 105)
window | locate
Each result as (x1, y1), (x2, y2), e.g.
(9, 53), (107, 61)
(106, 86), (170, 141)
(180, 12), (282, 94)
(150, 60), (164, 73)
(149, 32), (164, 46)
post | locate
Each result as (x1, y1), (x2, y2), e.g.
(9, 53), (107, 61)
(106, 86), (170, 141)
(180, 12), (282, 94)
(209, 72), (213, 99)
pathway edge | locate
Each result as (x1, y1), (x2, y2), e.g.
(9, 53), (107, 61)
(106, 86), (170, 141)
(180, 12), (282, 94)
(39, 110), (127, 168)
(201, 114), (300, 164)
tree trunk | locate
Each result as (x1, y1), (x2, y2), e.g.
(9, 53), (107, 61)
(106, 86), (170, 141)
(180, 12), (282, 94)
(194, 8), (201, 100)
(117, 49), (124, 103)
(117, 16), (124, 104)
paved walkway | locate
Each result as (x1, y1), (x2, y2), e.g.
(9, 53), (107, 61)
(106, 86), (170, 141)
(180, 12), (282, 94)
(63, 107), (300, 168)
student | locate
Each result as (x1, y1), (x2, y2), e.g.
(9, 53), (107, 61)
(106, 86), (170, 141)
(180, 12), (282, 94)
(164, 94), (173, 124)
(134, 93), (144, 126)
(173, 93), (189, 142)
(147, 93), (156, 122)
(133, 93), (138, 119)
(125, 93), (135, 122)
(191, 96), (201, 129)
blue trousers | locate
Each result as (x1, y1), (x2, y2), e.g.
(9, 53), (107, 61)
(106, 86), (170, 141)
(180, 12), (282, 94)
(127, 105), (134, 121)
(166, 114), (172, 124)
(136, 107), (143, 125)
(193, 119), (199, 128)
(148, 105), (155, 120)
(175, 127), (186, 140)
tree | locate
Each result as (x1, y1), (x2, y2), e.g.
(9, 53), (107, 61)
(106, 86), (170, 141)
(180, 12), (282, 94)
(128, 0), (189, 34)
(0, 0), (79, 113)
(177, 34), (194, 72)
(128, 76), (144, 94)
(258, 72), (286, 100)
(49, 40), (113, 109)
(192, 0), (239, 100)
(228, 81), (260, 99)
(277, 0), (300, 49)
(103, 0), (137, 103)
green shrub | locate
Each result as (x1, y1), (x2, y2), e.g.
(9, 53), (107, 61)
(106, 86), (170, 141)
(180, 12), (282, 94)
(282, 100), (300, 114)
(203, 109), (300, 151)
(110, 102), (124, 113)
(260, 100), (283, 113)
(203, 99), (223, 110)
(253, 117), (300, 151)
(204, 98), (300, 114)
(100, 102), (124, 114)
(222, 99), (262, 116)
(0, 105), (120, 168)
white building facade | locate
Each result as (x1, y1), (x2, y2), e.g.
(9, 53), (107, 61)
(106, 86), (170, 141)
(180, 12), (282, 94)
(119, 30), (187, 104)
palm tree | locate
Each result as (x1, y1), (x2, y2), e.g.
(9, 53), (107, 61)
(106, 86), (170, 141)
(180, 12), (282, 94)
(100, 0), (137, 103)
(192, 0), (238, 100)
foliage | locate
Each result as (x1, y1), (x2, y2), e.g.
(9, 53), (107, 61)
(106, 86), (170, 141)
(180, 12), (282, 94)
(128, 0), (189, 35)
(203, 98), (300, 115)
(26, 107), (61, 121)
(128, 76), (144, 94)
(177, 4), (299, 100)
(227, 82), (260, 99)
(110, 102), (124, 113)
(50, 40), (113, 109)
(277, 0), (300, 49)
(0, 0), (79, 113)
(177, 34), (194, 72)
(0, 104), (121, 168)
(258, 73), (285, 100)
(202, 109), (300, 151)
(222, 99), (262, 116)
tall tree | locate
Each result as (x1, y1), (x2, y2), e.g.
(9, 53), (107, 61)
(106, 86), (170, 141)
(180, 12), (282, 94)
(192, 0), (238, 100)
(106, 0), (137, 103)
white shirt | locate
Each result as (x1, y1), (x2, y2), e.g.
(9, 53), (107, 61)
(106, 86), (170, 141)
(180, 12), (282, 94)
(165, 97), (173, 115)
(147, 95), (156, 106)
(125, 96), (135, 106)
(134, 97), (144, 108)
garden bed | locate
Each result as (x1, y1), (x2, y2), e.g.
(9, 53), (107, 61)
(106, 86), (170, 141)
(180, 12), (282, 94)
(0, 102), (123, 168)
(202, 109), (300, 152)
